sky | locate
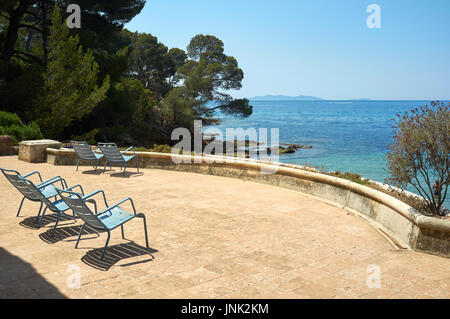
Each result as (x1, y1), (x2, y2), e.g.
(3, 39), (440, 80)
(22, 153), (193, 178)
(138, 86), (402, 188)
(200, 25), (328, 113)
(125, 0), (450, 100)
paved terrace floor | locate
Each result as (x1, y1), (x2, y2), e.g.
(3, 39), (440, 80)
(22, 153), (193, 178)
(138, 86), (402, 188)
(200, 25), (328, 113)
(0, 156), (448, 299)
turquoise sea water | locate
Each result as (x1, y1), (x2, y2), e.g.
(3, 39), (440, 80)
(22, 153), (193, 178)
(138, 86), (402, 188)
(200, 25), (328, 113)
(210, 100), (449, 208)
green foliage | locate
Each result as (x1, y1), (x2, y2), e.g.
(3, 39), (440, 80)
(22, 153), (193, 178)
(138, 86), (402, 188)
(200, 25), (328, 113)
(0, 63), (44, 122)
(77, 76), (162, 146)
(118, 144), (173, 153)
(151, 144), (172, 153)
(0, 110), (43, 144)
(129, 32), (179, 97)
(71, 128), (100, 145)
(34, 6), (110, 139)
(329, 171), (369, 185)
(386, 101), (450, 216)
(1, 2), (251, 149)
(1, 0), (146, 79)
(0, 109), (23, 126)
(174, 34), (252, 125)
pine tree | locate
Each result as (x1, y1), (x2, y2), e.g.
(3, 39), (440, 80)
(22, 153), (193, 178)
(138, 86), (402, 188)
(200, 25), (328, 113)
(34, 5), (110, 139)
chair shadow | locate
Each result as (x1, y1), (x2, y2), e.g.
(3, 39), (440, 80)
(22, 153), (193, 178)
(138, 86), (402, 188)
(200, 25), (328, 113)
(109, 171), (143, 178)
(19, 213), (77, 230)
(81, 242), (158, 271)
(81, 169), (103, 175)
(39, 223), (102, 244)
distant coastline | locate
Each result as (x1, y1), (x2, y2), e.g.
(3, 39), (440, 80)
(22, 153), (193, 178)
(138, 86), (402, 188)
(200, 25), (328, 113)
(248, 96), (447, 102)
(249, 95), (324, 101)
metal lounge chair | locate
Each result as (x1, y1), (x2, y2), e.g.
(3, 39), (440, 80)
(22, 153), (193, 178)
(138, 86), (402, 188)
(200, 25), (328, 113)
(56, 187), (149, 260)
(20, 178), (87, 237)
(0, 168), (88, 236)
(1, 168), (67, 217)
(97, 142), (139, 176)
(71, 141), (104, 172)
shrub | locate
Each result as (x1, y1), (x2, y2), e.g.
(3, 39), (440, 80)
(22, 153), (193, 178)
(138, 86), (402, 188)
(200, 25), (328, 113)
(0, 111), (44, 144)
(386, 101), (449, 216)
(329, 171), (369, 185)
(0, 110), (23, 127)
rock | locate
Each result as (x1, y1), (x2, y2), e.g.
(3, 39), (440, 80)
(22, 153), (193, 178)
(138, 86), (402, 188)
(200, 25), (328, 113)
(0, 135), (14, 156)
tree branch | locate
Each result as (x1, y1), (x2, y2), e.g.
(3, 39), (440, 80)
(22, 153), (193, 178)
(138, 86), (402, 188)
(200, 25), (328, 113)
(18, 22), (42, 33)
(12, 50), (43, 65)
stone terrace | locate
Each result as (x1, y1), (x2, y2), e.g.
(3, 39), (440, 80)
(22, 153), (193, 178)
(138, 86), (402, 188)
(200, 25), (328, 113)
(0, 156), (448, 298)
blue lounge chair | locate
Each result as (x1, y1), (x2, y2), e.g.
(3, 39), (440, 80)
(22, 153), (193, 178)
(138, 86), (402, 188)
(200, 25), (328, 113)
(20, 178), (87, 237)
(0, 168), (89, 236)
(71, 141), (104, 172)
(98, 142), (139, 176)
(1, 168), (67, 217)
(56, 188), (149, 260)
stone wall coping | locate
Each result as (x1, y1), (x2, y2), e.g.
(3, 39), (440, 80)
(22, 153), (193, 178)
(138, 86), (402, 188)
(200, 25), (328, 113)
(19, 139), (62, 146)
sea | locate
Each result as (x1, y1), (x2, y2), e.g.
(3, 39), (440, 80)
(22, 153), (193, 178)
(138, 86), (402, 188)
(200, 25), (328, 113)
(209, 100), (449, 209)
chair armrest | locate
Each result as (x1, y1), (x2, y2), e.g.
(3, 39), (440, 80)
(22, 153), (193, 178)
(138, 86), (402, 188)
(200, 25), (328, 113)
(123, 146), (136, 156)
(99, 197), (137, 215)
(37, 176), (68, 190)
(82, 190), (109, 208)
(36, 175), (62, 188)
(64, 184), (85, 196)
(23, 171), (43, 183)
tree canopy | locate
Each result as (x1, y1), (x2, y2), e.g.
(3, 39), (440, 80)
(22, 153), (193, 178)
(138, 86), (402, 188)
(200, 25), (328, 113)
(0, 3), (252, 147)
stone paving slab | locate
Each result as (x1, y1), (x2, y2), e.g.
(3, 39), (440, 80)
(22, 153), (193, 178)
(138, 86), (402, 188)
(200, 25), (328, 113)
(0, 156), (448, 299)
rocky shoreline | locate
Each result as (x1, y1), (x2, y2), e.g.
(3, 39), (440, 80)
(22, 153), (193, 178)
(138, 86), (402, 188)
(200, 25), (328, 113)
(202, 137), (312, 157)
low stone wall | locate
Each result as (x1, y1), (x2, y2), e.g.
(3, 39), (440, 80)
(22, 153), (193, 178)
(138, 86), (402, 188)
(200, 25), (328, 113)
(46, 148), (450, 257)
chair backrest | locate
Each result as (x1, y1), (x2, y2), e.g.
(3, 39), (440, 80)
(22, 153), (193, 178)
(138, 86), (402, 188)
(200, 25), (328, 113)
(56, 188), (106, 230)
(0, 168), (43, 201)
(71, 141), (97, 161)
(98, 142), (124, 163)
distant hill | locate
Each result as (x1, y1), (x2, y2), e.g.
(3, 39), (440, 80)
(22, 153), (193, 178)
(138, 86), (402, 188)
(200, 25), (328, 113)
(250, 95), (325, 101)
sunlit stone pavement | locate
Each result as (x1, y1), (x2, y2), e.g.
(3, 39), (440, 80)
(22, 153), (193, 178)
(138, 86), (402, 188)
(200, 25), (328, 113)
(0, 156), (448, 299)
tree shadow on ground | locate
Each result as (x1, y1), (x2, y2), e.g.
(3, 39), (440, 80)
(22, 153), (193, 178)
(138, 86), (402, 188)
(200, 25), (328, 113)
(39, 223), (102, 244)
(81, 242), (158, 271)
(19, 213), (77, 230)
(0, 247), (66, 298)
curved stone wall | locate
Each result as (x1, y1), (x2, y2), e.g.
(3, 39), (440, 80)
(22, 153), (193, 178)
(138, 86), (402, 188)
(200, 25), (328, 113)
(46, 148), (450, 257)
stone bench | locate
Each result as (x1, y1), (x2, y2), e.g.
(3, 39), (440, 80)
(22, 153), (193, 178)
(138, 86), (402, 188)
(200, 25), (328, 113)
(19, 140), (62, 163)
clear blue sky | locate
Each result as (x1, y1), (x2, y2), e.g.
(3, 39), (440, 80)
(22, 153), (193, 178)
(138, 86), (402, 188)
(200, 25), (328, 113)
(125, 0), (450, 100)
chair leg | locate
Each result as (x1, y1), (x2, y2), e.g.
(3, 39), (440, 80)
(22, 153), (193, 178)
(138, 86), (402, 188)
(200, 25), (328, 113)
(103, 161), (108, 174)
(121, 224), (125, 239)
(123, 163), (127, 176)
(94, 159), (98, 172)
(37, 206), (48, 226)
(16, 197), (25, 217)
(141, 215), (149, 248)
(76, 159), (80, 171)
(51, 212), (61, 237)
(136, 157), (139, 173)
(75, 224), (86, 248)
(35, 202), (44, 223)
(101, 231), (111, 260)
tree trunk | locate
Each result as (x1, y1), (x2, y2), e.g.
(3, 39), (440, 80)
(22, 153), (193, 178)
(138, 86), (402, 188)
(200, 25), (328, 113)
(1, 0), (33, 81)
